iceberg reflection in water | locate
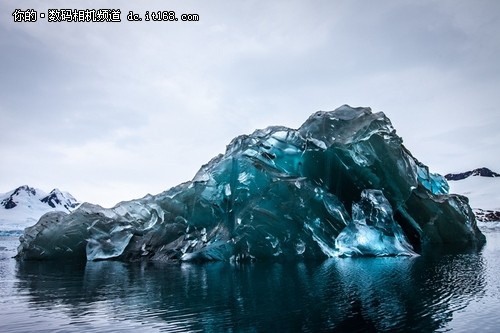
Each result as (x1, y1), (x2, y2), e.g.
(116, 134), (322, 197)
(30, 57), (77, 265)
(5, 238), (493, 333)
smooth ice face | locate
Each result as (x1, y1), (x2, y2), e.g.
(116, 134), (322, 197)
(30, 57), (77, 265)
(16, 105), (485, 262)
(335, 190), (417, 257)
(416, 164), (450, 195)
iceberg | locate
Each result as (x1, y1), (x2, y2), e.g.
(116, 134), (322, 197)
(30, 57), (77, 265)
(16, 105), (485, 262)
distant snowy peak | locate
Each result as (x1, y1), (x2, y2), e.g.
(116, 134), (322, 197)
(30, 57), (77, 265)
(0, 185), (81, 233)
(0, 185), (80, 212)
(1, 185), (43, 210)
(445, 167), (500, 181)
(40, 188), (80, 210)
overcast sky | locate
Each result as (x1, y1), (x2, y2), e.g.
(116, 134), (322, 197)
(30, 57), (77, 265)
(1, 0), (499, 207)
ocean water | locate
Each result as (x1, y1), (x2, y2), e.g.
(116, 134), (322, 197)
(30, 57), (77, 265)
(1, 228), (500, 332)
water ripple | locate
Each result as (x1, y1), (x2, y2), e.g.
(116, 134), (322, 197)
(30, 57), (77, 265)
(1, 233), (498, 332)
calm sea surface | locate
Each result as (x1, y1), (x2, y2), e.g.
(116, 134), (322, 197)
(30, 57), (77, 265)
(1, 227), (500, 332)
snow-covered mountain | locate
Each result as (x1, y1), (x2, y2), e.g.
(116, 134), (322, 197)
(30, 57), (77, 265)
(0, 185), (80, 233)
(445, 167), (500, 181)
(447, 168), (500, 222)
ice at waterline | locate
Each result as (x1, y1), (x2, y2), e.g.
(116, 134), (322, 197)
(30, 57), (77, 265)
(16, 105), (485, 262)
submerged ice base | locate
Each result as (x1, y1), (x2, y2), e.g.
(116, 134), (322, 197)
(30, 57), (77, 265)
(16, 106), (485, 262)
